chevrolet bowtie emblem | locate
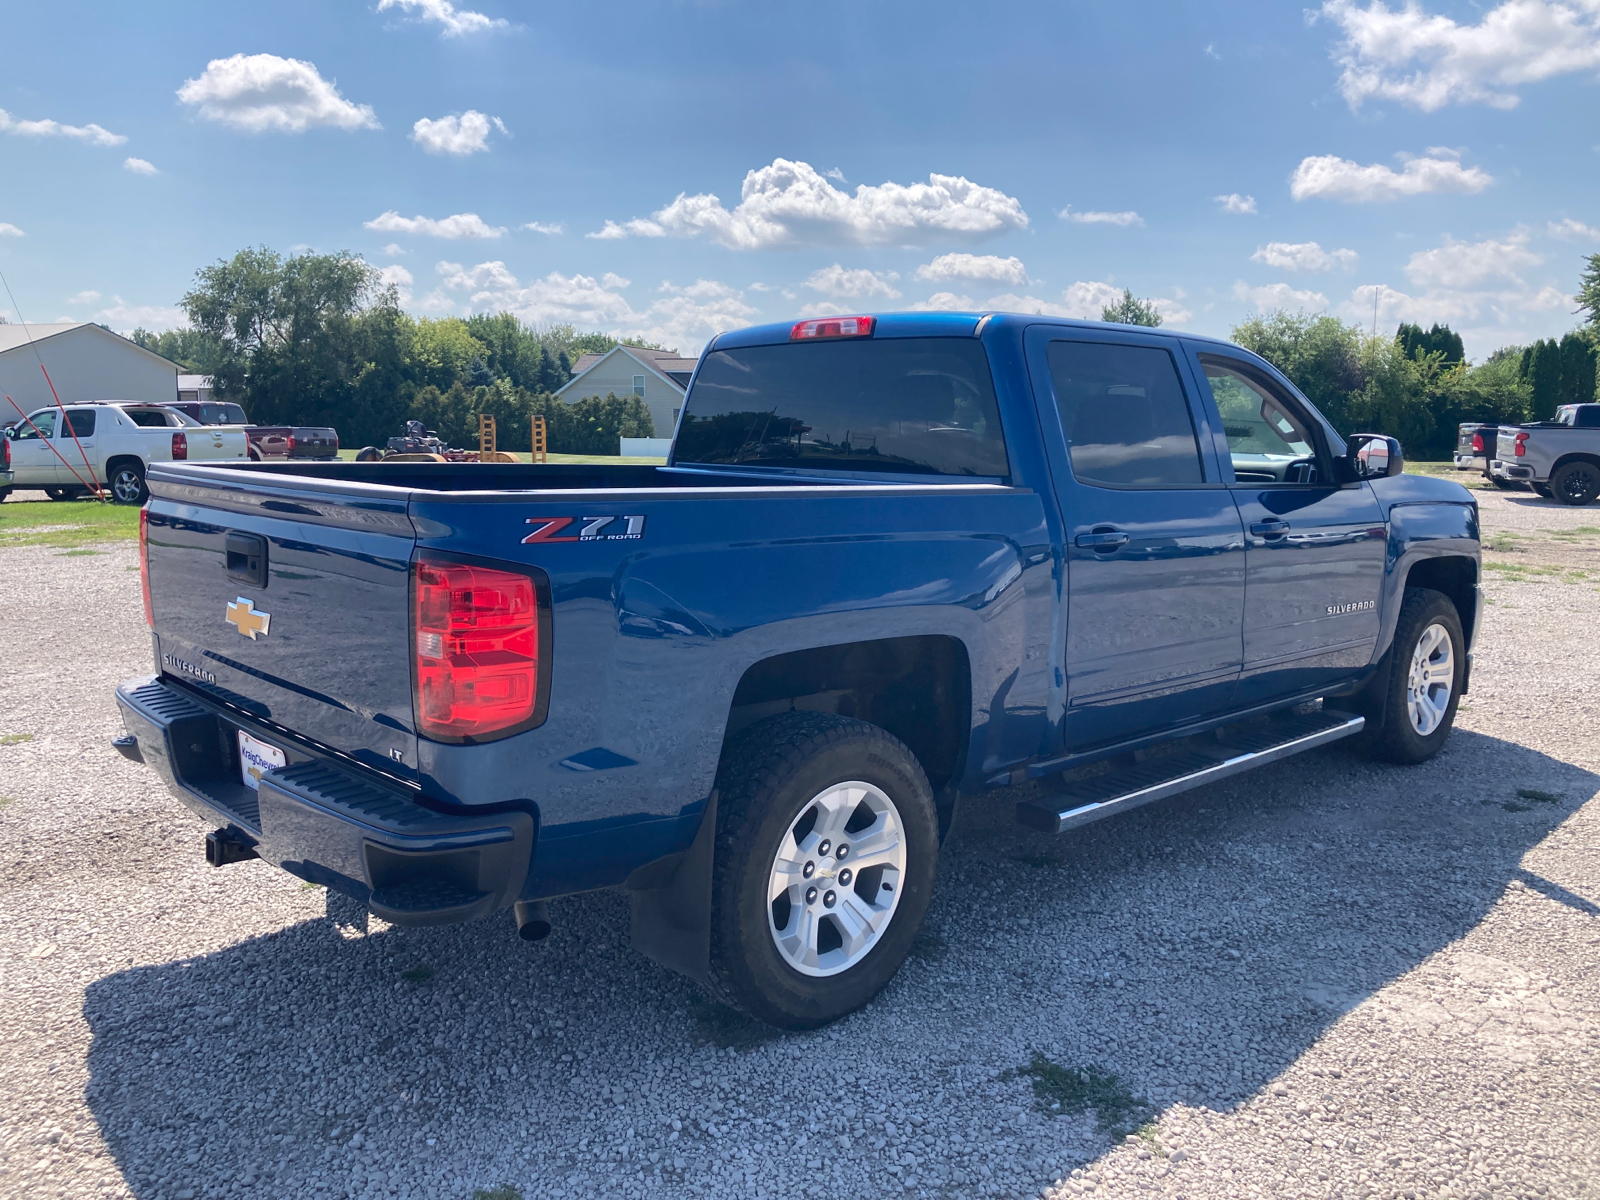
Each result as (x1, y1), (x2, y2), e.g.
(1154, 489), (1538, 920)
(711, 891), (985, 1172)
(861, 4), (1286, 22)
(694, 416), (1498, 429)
(226, 597), (271, 640)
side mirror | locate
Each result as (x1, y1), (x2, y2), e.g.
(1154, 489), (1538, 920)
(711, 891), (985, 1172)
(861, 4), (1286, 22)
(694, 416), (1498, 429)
(1344, 433), (1403, 481)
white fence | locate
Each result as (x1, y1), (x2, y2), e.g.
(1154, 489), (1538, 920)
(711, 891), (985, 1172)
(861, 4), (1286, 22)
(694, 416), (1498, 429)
(620, 437), (673, 457)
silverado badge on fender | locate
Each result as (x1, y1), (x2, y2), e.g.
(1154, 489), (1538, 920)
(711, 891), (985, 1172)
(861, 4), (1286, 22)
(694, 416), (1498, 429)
(225, 597), (271, 639)
(522, 515), (646, 544)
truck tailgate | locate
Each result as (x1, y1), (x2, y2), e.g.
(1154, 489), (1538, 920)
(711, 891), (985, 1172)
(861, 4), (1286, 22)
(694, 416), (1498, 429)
(145, 468), (419, 780)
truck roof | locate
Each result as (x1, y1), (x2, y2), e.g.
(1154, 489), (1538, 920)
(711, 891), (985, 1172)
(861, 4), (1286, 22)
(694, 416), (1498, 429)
(710, 310), (1244, 353)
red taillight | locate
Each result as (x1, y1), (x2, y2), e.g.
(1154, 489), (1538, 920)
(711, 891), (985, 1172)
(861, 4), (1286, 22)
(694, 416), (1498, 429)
(285, 434), (296, 455)
(171, 431), (188, 460)
(1471, 432), (1483, 452)
(413, 558), (543, 740)
(1514, 431), (1529, 457)
(791, 315), (875, 341)
(139, 509), (153, 628)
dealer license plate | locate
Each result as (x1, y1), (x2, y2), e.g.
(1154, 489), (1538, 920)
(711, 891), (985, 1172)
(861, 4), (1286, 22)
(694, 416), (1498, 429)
(237, 730), (286, 790)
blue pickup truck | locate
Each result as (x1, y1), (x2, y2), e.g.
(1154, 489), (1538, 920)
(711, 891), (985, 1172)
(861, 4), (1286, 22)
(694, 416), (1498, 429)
(115, 311), (1480, 1028)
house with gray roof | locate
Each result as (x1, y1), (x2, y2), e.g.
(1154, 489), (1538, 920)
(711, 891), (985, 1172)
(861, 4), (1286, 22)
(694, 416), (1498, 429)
(555, 345), (698, 440)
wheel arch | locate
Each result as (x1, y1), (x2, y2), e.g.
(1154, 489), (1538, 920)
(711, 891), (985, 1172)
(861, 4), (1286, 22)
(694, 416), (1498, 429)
(1402, 554), (1479, 649)
(103, 453), (146, 480)
(723, 634), (973, 805)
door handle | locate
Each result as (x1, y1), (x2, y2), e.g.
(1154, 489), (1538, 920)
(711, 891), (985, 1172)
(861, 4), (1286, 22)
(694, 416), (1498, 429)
(1075, 530), (1131, 550)
(1250, 520), (1290, 538)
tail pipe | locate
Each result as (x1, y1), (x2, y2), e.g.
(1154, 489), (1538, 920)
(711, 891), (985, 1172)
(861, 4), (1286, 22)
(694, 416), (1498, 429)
(514, 900), (551, 942)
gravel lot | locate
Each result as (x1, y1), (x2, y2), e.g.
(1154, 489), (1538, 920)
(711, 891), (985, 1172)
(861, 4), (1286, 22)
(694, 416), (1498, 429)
(2, 486), (1598, 1200)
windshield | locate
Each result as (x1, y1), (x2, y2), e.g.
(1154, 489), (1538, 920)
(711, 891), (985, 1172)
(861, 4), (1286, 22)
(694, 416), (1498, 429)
(675, 336), (1009, 477)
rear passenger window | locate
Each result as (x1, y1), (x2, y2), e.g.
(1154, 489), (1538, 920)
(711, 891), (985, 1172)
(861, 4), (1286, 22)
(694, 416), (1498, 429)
(64, 410), (96, 437)
(125, 409), (171, 428)
(1046, 341), (1204, 488)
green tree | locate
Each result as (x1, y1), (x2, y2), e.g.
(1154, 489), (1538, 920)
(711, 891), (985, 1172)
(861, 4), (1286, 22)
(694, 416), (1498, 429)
(1558, 331), (1597, 408)
(1230, 311), (1364, 431)
(1100, 289), (1162, 327)
(130, 327), (227, 373)
(1523, 339), (1562, 421)
(1396, 322), (1464, 365)
(1577, 252), (1600, 328)
(409, 317), (485, 392)
(463, 312), (545, 391)
(181, 246), (382, 431)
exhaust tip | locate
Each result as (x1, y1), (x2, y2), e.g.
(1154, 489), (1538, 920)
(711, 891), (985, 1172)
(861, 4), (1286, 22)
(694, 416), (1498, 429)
(514, 900), (552, 942)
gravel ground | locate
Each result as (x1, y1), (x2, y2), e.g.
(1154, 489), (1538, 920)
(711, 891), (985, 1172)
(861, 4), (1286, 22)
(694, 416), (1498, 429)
(2, 489), (1599, 1200)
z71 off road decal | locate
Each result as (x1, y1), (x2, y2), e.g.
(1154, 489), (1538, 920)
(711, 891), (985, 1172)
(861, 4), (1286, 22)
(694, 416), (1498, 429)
(522, 515), (646, 544)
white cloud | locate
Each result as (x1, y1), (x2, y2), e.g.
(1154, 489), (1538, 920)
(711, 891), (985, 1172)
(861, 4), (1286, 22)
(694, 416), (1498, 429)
(0, 222), (22, 237)
(91, 297), (186, 332)
(66, 290), (101, 304)
(982, 281), (1126, 319)
(383, 243), (407, 256)
(804, 265), (901, 299)
(797, 301), (856, 318)
(433, 262), (755, 354)
(123, 156), (158, 175)
(1233, 281), (1331, 311)
(411, 111), (505, 155)
(1152, 292), (1195, 326)
(1059, 207), (1144, 227)
(522, 221), (563, 235)
(1319, 0), (1600, 111)
(1289, 153), (1493, 202)
(1250, 241), (1359, 272)
(1214, 193), (1258, 214)
(589, 158), (1028, 249)
(1342, 281), (1569, 332)
(914, 253), (1029, 287)
(177, 54), (379, 133)
(1404, 230), (1541, 288)
(376, 264), (415, 304)
(377, 0), (509, 36)
(0, 108), (126, 147)
(1549, 217), (1600, 241)
(365, 211), (506, 239)
(907, 292), (977, 311)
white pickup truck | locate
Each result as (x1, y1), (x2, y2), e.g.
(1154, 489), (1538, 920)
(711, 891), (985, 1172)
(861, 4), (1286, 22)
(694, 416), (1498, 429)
(0, 401), (249, 504)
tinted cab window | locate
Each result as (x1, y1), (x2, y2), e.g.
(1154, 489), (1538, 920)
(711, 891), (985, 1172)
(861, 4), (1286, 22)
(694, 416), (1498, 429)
(64, 410), (96, 437)
(124, 408), (175, 428)
(1045, 341), (1204, 487)
(676, 337), (1008, 477)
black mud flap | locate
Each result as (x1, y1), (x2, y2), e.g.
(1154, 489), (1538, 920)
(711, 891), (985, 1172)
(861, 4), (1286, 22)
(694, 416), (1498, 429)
(628, 791), (716, 986)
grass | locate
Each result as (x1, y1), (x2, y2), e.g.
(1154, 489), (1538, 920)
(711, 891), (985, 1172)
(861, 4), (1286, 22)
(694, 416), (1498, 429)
(0, 796), (12, 812)
(0, 496), (140, 548)
(1004, 1053), (1152, 1134)
(687, 995), (779, 1051)
(0, 733), (33, 746)
(335, 448), (665, 466)
(1405, 461), (1491, 489)
(400, 966), (434, 983)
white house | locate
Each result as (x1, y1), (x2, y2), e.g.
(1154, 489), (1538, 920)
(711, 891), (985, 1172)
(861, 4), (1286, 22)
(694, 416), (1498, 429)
(0, 323), (177, 426)
(555, 345), (698, 439)
(177, 374), (214, 405)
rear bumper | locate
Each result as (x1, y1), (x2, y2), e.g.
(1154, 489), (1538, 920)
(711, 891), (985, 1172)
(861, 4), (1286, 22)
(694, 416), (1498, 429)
(1452, 453), (1481, 469)
(1489, 459), (1535, 481)
(115, 675), (533, 926)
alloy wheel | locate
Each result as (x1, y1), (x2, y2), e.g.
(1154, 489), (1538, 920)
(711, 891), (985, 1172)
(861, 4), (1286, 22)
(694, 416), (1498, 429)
(766, 781), (906, 977)
(1405, 621), (1455, 736)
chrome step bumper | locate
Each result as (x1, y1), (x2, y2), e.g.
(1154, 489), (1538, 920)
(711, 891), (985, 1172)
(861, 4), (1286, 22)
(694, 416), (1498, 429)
(1016, 710), (1365, 835)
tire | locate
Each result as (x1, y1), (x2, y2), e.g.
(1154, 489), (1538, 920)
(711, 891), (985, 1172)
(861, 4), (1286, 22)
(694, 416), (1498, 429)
(1358, 588), (1465, 765)
(0, 487), (11, 503)
(705, 711), (939, 1029)
(353, 446), (385, 463)
(108, 462), (148, 505)
(44, 486), (83, 501)
(1532, 483), (1553, 499)
(1488, 476), (1524, 491)
(1549, 460), (1600, 506)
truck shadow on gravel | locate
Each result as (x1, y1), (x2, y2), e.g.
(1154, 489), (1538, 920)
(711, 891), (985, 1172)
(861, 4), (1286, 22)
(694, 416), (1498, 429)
(82, 728), (1596, 1200)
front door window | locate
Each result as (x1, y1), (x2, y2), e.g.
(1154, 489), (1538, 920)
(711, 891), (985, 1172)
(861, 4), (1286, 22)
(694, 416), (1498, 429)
(12, 411), (56, 440)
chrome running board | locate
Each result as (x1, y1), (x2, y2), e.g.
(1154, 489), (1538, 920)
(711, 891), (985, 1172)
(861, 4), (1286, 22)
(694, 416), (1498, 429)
(1015, 710), (1365, 835)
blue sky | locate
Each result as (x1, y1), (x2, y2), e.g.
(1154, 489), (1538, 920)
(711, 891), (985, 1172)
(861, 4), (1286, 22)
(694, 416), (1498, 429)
(1, 0), (1597, 358)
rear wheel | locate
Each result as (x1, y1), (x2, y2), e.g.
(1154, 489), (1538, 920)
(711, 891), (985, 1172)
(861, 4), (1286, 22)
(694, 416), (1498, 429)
(44, 486), (83, 501)
(706, 712), (938, 1029)
(1358, 588), (1464, 764)
(0, 487), (11, 503)
(1550, 460), (1600, 506)
(353, 446), (385, 463)
(109, 462), (148, 505)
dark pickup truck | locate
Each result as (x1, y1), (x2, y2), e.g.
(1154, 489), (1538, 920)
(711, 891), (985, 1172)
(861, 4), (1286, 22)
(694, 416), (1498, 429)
(116, 312), (1481, 1029)
(165, 400), (339, 462)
